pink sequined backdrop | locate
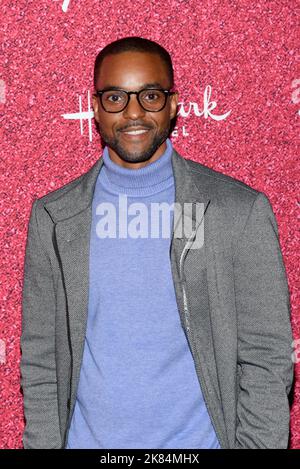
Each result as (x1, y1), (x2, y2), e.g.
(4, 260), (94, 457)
(0, 0), (299, 449)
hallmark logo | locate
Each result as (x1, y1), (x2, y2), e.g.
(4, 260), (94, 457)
(62, 0), (70, 12)
(61, 85), (231, 142)
(61, 90), (94, 141)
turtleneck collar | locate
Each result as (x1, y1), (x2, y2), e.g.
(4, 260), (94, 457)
(100, 138), (174, 197)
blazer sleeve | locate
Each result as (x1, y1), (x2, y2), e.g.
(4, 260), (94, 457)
(232, 192), (294, 449)
(20, 199), (62, 449)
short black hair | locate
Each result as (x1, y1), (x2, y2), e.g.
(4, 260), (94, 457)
(93, 36), (174, 89)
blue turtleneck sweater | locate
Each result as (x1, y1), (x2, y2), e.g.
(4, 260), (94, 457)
(65, 138), (221, 449)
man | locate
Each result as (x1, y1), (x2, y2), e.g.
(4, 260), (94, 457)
(20, 36), (294, 449)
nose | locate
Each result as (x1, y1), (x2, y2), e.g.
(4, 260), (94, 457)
(122, 93), (146, 119)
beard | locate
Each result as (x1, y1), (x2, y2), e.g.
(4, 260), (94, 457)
(98, 124), (171, 164)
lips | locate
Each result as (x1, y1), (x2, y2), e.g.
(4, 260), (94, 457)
(121, 126), (150, 133)
(124, 129), (149, 135)
(120, 126), (151, 138)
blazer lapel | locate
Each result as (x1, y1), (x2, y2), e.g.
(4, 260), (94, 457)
(44, 157), (104, 407)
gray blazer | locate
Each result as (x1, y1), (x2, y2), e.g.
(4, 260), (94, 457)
(20, 147), (294, 449)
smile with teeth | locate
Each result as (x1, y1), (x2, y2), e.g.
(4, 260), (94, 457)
(123, 129), (149, 135)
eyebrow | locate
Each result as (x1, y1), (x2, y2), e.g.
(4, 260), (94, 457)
(99, 82), (166, 91)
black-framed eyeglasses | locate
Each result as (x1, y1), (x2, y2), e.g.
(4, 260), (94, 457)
(94, 88), (176, 113)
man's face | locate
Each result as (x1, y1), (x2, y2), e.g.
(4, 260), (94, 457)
(92, 51), (178, 168)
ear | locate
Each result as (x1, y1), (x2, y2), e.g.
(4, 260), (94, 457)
(92, 94), (100, 123)
(170, 92), (179, 120)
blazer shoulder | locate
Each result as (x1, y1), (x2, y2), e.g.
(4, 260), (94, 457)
(183, 156), (265, 209)
(34, 158), (100, 206)
(185, 157), (259, 196)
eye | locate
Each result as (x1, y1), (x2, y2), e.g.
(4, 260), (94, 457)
(143, 91), (160, 101)
(102, 91), (126, 103)
(107, 94), (122, 102)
